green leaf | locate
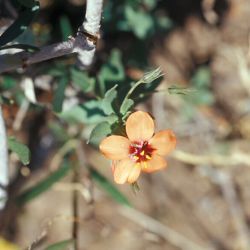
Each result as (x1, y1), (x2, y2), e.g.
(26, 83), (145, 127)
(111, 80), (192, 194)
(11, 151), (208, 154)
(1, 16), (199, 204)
(49, 123), (70, 143)
(191, 66), (211, 88)
(168, 85), (196, 95)
(45, 239), (74, 250)
(184, 89), (214, 106)
(58, 100), (106, 124)
(2, 76), (17, 90)
(125, 6), (153, 39)
(156, 15), (173, 30)
(123, 68), (163, 102)
(0, 96), (14, 105)
(0, 44), (39, 52)
(70, 67), (94, 93)
(101, 85), (117, 115)
(59, 15), (73, 41)
(52, 77), (68, 113)
(0, 1), (40, 47)
(89, 167), (131, 207)
(8, 137), (30, 165)
(88, 121), (111, 146)
(120, 98), (134, 115)
(142, 67), (163, 84)
(143, 0), (157, 9)
(99, 49), (125, 83)
(17, 163), (70, 205)
(17, 0), (37, 8)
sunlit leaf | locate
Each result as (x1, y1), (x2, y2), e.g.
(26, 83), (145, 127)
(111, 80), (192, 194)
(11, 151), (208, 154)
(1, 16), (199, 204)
(120, 98), (134, 115)
(99, 49), (125, 82)
(58, 100), (106, 124)
(125, 5), (153, 39)
(8, 137), (30, 165)
(102, 85), (117, 115)
(21, 77), (36, 103)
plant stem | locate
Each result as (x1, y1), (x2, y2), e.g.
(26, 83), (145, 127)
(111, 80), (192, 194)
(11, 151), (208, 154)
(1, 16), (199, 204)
(124, 80), (143, 101)
(72, 164), (79, 250)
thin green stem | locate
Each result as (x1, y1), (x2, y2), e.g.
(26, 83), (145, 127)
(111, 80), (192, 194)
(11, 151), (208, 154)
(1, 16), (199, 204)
(124, 80), (143, 101)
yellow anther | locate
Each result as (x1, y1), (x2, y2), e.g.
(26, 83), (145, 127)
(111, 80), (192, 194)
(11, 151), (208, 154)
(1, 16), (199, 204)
(146, 155), (151, 160)
(133, 156), (139, 161)
(140, 150), (145, 156)
(143, 161), (148, 169)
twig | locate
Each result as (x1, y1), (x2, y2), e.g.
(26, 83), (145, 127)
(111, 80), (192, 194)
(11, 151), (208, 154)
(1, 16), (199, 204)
(26, 229), (47, 250)
(172, 150), (250, 167)
(50, 139), (79, 170)
(72, 164), (79, 250)
(53, 182), (92, 203)
(119, 206), (213, 250)
(76, 144), (94, 204)
(0, 0), (103, 73)
(13, 99), (29, 131)
(201, 167), (250, 250)
(202, 0), (218, 25)
(0, 105), (8, 210)
(235, 48), (250, 97)
(77, 0), (103, 69)
(218, 172), (250, 250)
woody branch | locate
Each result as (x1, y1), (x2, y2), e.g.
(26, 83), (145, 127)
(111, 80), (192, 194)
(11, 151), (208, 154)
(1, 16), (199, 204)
(0, 0), (103, 73)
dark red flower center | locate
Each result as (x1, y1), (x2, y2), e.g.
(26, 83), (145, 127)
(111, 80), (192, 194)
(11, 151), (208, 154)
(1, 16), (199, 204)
(129, 141), (155, 163)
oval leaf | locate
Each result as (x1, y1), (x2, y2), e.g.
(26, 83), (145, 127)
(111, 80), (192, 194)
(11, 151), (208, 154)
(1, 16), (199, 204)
(88, 121), (111, 146)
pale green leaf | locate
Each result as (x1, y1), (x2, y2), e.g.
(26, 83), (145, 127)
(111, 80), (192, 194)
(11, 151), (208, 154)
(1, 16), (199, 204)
(8, 137), (30, 165)
(88, 121), (111, 146)
(45, 239), (74, 250)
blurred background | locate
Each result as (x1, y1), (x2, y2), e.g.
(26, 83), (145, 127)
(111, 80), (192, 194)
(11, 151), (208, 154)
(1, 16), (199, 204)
(1, 0), (250, 249)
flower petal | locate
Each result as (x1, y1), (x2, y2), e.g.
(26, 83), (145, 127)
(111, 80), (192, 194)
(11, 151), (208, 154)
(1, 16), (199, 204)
(126, 111), (155, 142)
(114, 159), (134, 184)
(99, 135), (130, 160)
(127, 164), (141, 184)
(149, 130), (176, 156)
(142, 154), (167, 173)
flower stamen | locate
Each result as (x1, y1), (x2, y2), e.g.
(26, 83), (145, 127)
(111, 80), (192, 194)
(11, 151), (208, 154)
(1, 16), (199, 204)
(129, 141), (155, 163)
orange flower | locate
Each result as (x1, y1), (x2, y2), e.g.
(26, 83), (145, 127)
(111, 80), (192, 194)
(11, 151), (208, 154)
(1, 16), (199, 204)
(99, 111), (176, 184)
